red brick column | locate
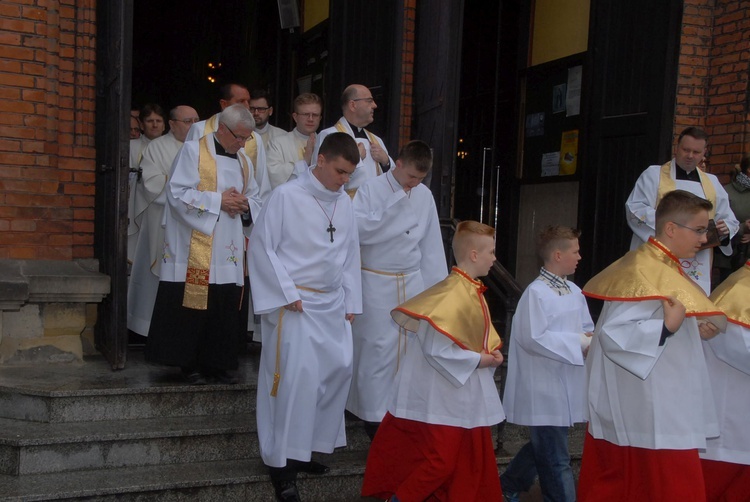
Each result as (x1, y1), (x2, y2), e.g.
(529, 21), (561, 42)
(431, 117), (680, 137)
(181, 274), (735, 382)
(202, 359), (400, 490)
(0, 0), (97, 260)
(398, 0), (417, 149)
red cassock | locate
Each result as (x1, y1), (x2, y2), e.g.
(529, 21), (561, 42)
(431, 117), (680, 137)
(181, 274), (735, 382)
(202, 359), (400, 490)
(362, 413), (502, 502)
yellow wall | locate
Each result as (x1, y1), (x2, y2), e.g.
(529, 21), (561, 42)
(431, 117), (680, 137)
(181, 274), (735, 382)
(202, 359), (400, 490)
(303, 0), (329, 32)
(531, 0), (590, 66)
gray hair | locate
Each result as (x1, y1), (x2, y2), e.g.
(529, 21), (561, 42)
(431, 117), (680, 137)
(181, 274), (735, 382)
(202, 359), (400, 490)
(219, 104), (255, 131)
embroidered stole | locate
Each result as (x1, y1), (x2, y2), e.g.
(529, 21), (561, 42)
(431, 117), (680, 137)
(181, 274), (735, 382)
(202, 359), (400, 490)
(656, 161), (717, 219)
(335, 119), (383, 175)
(183, 136), (250, 310)
(709, 261), (750, 328)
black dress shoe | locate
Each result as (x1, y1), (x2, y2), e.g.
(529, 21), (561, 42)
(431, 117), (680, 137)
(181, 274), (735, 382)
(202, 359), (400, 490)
(183, 371), (207, 385)
(272, 479), (300, 501)
(211, 370), (239, 385)
(294, 459), (330, 475)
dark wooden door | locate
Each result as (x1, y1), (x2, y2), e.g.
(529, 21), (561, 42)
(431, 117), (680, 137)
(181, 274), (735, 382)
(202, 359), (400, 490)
(94, 0), (133, 369)
(578, 0), (683, 281)
(412, 0), (465, 218)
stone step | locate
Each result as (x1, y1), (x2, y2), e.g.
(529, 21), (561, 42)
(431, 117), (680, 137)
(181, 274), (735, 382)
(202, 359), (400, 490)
(0, 414), (256, 476)
(0, 439), (584, 501)
(0, 380), (255, 423)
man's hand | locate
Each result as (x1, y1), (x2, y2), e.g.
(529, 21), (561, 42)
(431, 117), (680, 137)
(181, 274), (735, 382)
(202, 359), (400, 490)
(478, 350), (504, 368)
(303, 133), (316, 166)
(369, 141), (389, 165)
(582, 331), (594, 358)
(662, 296), (686, 333)
(357, 142), (366, 161)
(345, 313), (355, 324)
(284, 300), (303, 313)
(741, 219), (750, 244)
(698, 321), (720, 340)
(715, 219), (730, 238)
(220, 187), (249, 218)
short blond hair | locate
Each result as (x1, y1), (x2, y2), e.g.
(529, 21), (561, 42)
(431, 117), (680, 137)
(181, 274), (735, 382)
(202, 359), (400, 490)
(452, 220), (494, 261)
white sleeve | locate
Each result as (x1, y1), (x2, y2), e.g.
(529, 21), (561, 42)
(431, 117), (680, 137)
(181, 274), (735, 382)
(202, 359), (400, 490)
(625, 166), (659, 244)
(597, 300), (667, 380)
(706, 322), (750, 375)
(166, 142), (220, 236)
(418, 323), (481, 388)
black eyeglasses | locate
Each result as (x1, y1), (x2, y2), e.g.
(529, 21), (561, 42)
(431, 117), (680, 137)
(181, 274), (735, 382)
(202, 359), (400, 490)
(224, 124), (250, 143)
(171, 117), (200, 124)
(249, 106), (270, 113)
(351, 97), (375, 104)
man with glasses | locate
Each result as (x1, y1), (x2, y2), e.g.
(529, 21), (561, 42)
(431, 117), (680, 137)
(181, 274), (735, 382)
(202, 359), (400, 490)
(127, 105), (200, 338)
(626, 126), (739, 293)
(145, 104), (263, 385)
(187, 82), (271, 201)
(266, 93), (323, 189)
(580, 189), (726, 500)
(312, 84), (394, 196)
(250, 89), (285, 148)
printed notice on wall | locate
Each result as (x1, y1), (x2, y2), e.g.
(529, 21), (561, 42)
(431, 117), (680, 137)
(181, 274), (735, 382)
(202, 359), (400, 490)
(559, 130), (579, 175)
(566, 65), (582, 117)
(541, 152), (560, 177)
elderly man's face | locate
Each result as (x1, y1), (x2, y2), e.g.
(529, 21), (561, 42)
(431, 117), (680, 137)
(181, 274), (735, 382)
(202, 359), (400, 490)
(169, 107), (199, 143)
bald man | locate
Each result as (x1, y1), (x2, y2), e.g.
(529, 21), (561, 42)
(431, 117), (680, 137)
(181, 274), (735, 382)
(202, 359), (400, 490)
(127, 105), (200, 337)
(312, 84), (394, 196)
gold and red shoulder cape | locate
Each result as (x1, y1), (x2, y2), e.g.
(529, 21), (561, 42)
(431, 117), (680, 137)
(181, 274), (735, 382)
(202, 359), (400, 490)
(391, 267), (502, 353)
(710, 260), (750, 329)
(583, 238), (726, 329)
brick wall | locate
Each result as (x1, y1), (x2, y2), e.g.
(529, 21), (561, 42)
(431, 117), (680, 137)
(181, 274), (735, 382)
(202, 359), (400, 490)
(0, 0), (97, 260)
(397, 0), (417, 149)
(676, 0), (750, 183)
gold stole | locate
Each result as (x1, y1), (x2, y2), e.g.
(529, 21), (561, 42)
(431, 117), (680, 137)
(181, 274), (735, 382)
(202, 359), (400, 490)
(656, 161), (717, 219)
(183, 136), (250, 310)
(582, 238), (726, 323)
(391, 268), (503, 353)
(206, 113), (259, 170)
(710, 261), (750, 328)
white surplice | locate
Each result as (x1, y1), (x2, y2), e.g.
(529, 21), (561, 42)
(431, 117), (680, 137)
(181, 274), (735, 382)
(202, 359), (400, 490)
(701, 322), (750, 465)
(388, 321), (505, 428)
(248, 166), (362, 468)
(346, 172), (447, 422)
(127, 135), (152, 263)
(312, 117), (394, 192)
(503, 279), (594, 427)
(187, 114), (271, 202)
(626, 160), (739, 293)
(255, 122), (285, 149)
(585, 300), (719, 450)
(127, 131), (182, 335)
(159, 134), (262, 286)
(266, 129), (311, 190)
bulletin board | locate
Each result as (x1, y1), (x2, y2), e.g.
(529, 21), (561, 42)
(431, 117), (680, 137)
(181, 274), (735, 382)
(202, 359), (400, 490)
(518, 52), (585, 181)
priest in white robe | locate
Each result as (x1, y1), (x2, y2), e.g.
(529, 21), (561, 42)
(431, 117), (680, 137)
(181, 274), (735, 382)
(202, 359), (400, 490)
(312, 84), (394, 196)
(701, 261), (750, 499)
(127, 105), (199, 337)
(626, 126), (739, 293)
(346, 140), (447, 440)
(186, 82), (271, 201)
(266, 93), (323, 189)
(579, 190), (727, 501)
(145, 105), (262, 386)
(248, 132), (362, 501)
(249, 89), (285, 148)
(128, 104), (166, 263)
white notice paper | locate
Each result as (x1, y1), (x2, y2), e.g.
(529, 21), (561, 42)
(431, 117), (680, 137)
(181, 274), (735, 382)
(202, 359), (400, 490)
(541, 152), (560, 177)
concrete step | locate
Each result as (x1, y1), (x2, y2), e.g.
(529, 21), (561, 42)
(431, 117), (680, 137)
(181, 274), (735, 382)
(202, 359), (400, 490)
(0, 414), (256, 476)
(0, 437), (585, 502)
(0, 380), (255, 424)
